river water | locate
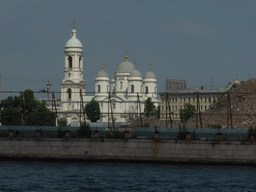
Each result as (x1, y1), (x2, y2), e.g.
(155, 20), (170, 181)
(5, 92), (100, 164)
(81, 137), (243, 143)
(0, 161), (255, 191)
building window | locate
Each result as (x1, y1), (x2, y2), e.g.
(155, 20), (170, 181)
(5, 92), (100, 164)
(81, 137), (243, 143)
(209, 97), (211, 103)
(145, 86), (148, 94)
(189, 98), (191, 103)
(68, 56), (72, 69)
(107, 85), (109, 93)
(112, 103), (116, 109)
(67, 88), (71, 99)
(175, 106), (177, 111)
(175, 98), (177, 103)
(98, 85), (101, 93)
(205, 105), (207, 110)
(131, 85), (134, 93)
(79, 57), (82, 69)
(120, 82), (123, 89)
(155, 86), (157, 94)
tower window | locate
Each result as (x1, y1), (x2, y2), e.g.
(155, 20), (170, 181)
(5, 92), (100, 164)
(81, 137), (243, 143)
(67, 88), (71, 99)
(98, 85), (101, 93)
(131, 85), (134, 93)
(68, 56), (72, 69)
(120, 82), (123, 89)
(79, 57), (82, 69)
(112, 103), (116, 109)
(145, 86), (148, 94)
(155, 86), (157, 94)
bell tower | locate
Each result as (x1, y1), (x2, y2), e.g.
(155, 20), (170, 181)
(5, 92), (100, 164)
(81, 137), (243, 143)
(61, 26), (86, 124)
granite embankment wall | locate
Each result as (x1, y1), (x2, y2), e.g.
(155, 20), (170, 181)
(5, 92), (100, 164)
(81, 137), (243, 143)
(0, 137), (256, 165)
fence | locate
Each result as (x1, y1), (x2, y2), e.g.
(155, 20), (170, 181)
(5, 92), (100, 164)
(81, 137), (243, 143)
(0, 126), (251, 141)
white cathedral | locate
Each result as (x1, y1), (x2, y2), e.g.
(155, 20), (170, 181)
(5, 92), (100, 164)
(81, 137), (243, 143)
(60, 27), (159, 125)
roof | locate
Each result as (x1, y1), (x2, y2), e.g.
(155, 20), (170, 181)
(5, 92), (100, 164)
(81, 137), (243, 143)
(65, 28), (83, 48)
(116, 59), (134, 73)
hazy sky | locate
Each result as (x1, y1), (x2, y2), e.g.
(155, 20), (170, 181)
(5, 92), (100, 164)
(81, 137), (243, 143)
(1, 0), (256, 98)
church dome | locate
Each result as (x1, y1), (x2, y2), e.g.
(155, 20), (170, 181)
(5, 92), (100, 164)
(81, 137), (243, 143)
(144, 70), (156, 79)
(116, 59), (134, 73)
(65, 28), (83, 48)
(129, 68), (142, 77)
(96, 68), (109, 78)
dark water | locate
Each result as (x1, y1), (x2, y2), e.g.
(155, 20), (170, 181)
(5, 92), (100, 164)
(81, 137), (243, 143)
(0, 161), (255, 192)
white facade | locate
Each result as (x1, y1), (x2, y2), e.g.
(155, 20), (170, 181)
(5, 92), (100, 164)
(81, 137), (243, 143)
(60, 27), (159, 125)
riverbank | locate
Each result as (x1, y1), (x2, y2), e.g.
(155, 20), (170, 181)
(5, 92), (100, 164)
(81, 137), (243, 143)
(1, 137), (256, 165)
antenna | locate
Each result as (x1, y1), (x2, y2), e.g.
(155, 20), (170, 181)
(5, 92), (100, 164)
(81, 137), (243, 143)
(46, 80), (52, 100)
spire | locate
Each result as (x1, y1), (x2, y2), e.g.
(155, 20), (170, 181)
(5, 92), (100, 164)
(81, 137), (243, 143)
(149, 62), (151, 70)
(134, 60), (137, 68)
(71, 22), (77, 38)
(125, 49), (128, 59)
(101, 61), (104, 69)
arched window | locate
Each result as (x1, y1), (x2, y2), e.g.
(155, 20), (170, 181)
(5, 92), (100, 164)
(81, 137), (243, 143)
(67, 88), (71, 99)
(131, 85), (134, 93)
(155, 86), (157, 94)
(79, 57), (82, 69)
(68, 56), (72, 69)
(145, 86), (148, 94)
(120, 82), (123, 89)
(98, 85), (101, 93)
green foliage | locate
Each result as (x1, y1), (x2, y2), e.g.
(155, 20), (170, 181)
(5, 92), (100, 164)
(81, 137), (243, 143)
(211, 124), (222, 130)
(248, 126), (256, 140)
(77, 122), (91, 138)
(144, 122), (150, 127)
(156, 105), (160, 119)
(58, 118), (67, 127)
(0, 90), (55, 126)
(106, 130), (125, 139)
(144, 97), (156, 117)
(179, 103), (196, 123)
(85, 99), (100, 122)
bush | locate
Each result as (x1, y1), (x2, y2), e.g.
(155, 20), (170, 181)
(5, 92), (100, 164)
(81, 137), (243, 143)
(248, 126), (256, 140)
(77, 122), (91, 138)
(144, 122), (150, 127)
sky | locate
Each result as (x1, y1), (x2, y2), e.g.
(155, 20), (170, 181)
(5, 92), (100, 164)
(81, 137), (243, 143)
(1, 0), (256, 99)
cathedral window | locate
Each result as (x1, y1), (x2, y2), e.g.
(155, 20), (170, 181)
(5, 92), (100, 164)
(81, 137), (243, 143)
(68, 56), (72, 69)
(112, 103), (116, 109)
(145, 86), (148, 94)
(67, 88), (71, 99)
(131, 85), (134, 93)
(98, 85), (101, 93)
(120, 82), (123, 89)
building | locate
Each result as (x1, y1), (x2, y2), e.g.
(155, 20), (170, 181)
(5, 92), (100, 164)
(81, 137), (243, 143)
(159, 85), (227, 123)
(60, 27), (159, 125)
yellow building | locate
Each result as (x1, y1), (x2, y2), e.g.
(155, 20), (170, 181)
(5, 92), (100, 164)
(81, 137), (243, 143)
(159, 88), (227, 123)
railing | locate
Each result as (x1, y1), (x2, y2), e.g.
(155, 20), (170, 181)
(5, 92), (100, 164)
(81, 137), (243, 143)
(0, 126), (251, 141)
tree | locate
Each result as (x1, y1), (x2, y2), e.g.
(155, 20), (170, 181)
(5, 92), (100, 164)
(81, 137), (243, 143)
(156, 105), (160, 119)
(0, 89), (55, 126)
(144, 97), (156, 117)
(179, 103), (196, 123)
(85, 99), (100, 122)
